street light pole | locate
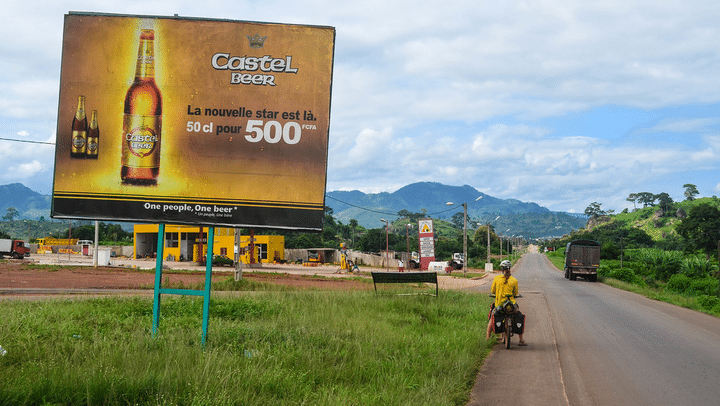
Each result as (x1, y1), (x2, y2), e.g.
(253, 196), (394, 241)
(462, 202), (468, 276)
(487, 222), (490, 261)
(447, 196), (481, 276)
(381, 219), (389, 272)
(406, 223), (412, 264)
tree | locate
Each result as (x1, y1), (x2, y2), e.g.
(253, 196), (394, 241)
(683, 184), (699, 201)
(676, 203), (720, 258)
(626, 193), (639, 210)
(349, 219), (358, 247)
(2, 207), (19, 221)
(655, 192), (674, 215)
(451, 212), (465, 229)
(584, 202), (606, 219)
(637, 192), (656, 208)
(473, 224), (500, 260)
(397, 210), (425, 223)
(355, 228), (400, 252)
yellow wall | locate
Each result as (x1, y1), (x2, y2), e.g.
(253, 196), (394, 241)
(237, 235), (285, 264)
(133, 224), (284, 263)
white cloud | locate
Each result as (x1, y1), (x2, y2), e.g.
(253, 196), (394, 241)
(4, 0), (720, 210)
(2, 160), (47, 182)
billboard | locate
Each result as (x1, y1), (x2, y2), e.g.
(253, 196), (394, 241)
(52, 12), (335, 231)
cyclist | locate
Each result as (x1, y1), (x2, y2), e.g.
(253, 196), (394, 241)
(486, 260), (526, 346)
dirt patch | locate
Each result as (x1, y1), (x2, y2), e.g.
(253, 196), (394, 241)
(0, 261), (372, 294)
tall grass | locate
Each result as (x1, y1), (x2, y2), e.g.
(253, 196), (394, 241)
(0, 291), (492, 405)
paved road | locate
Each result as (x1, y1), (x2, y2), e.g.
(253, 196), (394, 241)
(468, 253), (720, 406)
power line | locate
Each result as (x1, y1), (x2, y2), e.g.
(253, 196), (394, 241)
(0, 137), (55, 145)
(324, 194), (464, 217)
(324, 194), (397, 216)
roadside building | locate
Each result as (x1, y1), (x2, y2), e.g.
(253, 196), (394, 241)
(133, 224), (284, 264)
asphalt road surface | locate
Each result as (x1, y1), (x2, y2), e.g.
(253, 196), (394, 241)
(467, 253), (720, 406)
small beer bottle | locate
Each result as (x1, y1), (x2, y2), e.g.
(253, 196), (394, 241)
(121, 29), (162, 185)
(86, 110), (99, 159)
(70, 95), (87, 158)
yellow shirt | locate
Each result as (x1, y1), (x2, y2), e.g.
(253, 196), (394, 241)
(491, 274), (519, 307)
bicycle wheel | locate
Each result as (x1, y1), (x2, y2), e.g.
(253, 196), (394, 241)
(504, 317), (512, 349)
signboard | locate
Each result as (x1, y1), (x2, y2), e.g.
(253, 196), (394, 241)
(51, 12), (335, 231)
(417, 219), (435, 270)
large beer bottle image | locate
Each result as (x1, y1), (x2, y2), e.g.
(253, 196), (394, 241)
(70, 95), (87, 158)
(86, 109), (99, 159)
(121, 29), (162, 185)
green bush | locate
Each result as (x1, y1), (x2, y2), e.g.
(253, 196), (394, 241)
(681, 257), (718, 279)
(687, 277), (720, 296)
(697, 295), (720, 311)
(666, 274), (692, 294)
(598, 265), (610, 278)
(633, 249), (683, 281)
(608, 267), (645, 286)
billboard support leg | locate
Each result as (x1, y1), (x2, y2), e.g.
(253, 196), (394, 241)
(201, 227), (214, 348)
(151, 224), (214, 348)
(152, 223), (166, 338)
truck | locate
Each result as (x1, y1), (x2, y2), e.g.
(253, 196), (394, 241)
(0, 238), (30, 259)
(564, 239), (600, 282)
(448, 252), (464, 270)
(408, 252), (420, 269)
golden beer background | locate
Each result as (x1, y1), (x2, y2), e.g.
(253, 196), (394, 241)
(54, 14), (333, 210)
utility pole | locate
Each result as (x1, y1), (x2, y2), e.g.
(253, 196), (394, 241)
(381, 219), (389, 271)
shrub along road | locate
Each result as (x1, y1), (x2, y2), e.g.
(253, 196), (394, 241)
(466, 253), (720, 406)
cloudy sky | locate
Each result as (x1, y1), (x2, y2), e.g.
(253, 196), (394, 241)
(2, 0), (720, 213)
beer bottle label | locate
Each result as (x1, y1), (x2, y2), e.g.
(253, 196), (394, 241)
(87, 139), (98, 155)
(71, 131), (87, 153)
(121, 114), (161, 169)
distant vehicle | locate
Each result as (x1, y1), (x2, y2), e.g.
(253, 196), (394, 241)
(0, 238), (30, 259)
(212, 255), (234, 267)
(408, 252), (420, 269)
(77, 240), (94, 246)
(564, 239), (601, 282)
(448, 252), (464, 270)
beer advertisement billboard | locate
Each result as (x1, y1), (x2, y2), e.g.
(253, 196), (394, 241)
(52, 12), (335, 231)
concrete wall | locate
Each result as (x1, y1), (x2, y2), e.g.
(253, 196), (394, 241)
(30, 244), (134, 257)
(284, 248), (400, 268)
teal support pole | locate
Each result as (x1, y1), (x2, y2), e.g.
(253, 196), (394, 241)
(201, 227), (214, 347)
(152, 223), (166, 337)
(151, 224), (214, 347)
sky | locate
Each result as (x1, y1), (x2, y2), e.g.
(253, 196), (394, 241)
(2, 0), (720, 214)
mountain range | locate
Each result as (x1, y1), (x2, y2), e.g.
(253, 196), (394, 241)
(0, 183), (52, 220)
(326, 182), (587, 238)
(0, 182), (588, 238)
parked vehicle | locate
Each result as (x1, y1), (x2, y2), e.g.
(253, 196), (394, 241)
(0, 238), (30, 259)
(448, 252), (464, 270)
(564, 239), (601, 282)
(408, 252), (420, 269)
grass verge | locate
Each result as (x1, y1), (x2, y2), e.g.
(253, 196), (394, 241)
(0, 290), (493, 405)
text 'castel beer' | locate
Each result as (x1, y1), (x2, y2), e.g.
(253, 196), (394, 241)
(86, 109), (99, 159)
(70, 95), (87, 158)
(121, 29), (162, 185)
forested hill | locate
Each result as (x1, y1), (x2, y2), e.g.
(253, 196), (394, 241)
(327, 182), (586, 238)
